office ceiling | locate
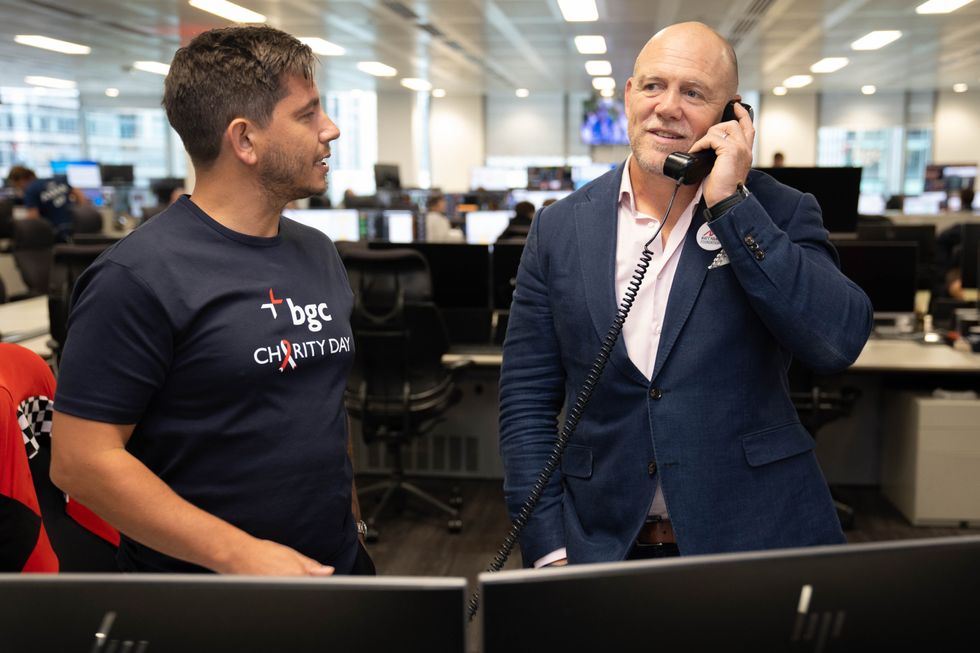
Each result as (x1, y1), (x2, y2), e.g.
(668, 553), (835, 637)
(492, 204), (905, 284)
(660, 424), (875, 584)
(0, 0), (977, 103)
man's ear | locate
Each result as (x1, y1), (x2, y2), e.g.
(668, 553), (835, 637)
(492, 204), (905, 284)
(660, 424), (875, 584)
(226, 118), (258, 166)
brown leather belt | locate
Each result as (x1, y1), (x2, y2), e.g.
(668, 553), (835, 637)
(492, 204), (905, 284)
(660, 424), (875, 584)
(637, 518), (676, 545)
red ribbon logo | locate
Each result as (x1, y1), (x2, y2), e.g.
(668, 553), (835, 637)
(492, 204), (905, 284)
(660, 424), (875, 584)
(279, 339), (297, 372)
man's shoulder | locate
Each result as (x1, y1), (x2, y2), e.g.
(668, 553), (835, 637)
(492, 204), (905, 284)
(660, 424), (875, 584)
(746, 169), (804, 206)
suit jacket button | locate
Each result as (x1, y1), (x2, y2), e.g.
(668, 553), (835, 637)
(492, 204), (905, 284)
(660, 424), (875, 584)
(648, 461), (657, 476)
(649, 387), (663, 400)
(744, 235), (755, 246)
(754, 250), (765, 261)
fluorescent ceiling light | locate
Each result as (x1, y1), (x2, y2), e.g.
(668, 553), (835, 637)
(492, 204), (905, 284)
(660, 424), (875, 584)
(861, 85), (876, 95)
(357, 61), (397, 77)
(592, 76), (616, 90)
(782, 75), (813, 88)
(298, 37), (345, 56)
(24, 75), (76, 89)
(772, 86), (788, 96)
(915, 0), (974, 14)
(585, 60), (612, 76)
(15, 35), (91, 55)
(188, 0), (266, 23)
(432, 88), (446, 98)
(558, 0), (598, 22)
(105, 87), (120, 97)
(133, 61), (171, 75)
(515, 88), (529, 98)
(401, 78), (432, 92)
(851, 30), (902, 51)
(574, 35), (607, 54)
(953, 83), (969, 92)
(600, 88), (614, 98)
(810, 57), (849, 73)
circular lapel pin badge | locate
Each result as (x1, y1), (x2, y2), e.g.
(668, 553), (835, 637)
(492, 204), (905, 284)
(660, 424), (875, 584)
(697, 222), (722, 251)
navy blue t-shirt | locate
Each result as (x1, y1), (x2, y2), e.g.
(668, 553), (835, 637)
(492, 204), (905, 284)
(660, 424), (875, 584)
(55, 196), (358, 573)
(23, 178), (74, 233)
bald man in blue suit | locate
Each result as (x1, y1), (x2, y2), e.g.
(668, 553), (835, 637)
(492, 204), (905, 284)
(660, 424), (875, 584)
(498, 22), (873, 568)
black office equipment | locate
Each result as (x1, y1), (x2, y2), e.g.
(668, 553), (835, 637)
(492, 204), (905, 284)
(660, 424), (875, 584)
(960, 223), (980, 290)
(758, 166), (863, 234)
(374, 163), (401, 190)
(99, 164), (135, 186)
(0, 574), (466, 653)
(480, 535), (980, 652)
(11, 218), (56, 299)
(341, 248), (465, 539)
(856, 224), (936, 290)
(832, 240), (918, 315)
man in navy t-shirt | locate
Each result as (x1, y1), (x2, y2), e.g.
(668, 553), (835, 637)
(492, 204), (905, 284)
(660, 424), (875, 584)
(51, 26), (371, 576)
(6, 166), (91, 241)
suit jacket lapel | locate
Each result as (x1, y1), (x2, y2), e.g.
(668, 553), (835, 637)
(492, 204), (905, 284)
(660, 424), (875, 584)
(575, 165), (648, 386)
(652, 202), (713, 382)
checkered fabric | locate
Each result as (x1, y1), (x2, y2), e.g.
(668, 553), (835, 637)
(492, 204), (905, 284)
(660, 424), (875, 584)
(17, 395), (53, 460)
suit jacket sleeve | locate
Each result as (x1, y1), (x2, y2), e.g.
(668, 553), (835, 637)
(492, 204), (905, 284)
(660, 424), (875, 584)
(498, 212), (568, 565)
(708, 178), (873, 374)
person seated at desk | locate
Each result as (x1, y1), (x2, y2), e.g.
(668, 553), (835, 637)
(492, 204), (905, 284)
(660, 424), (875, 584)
(6, 166), (92, 242)
(495, 201), (536, 242)
(425, 193), (455, 242)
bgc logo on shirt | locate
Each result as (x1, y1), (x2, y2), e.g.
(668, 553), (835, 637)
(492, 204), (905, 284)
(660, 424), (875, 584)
(255, 288), (350, 372)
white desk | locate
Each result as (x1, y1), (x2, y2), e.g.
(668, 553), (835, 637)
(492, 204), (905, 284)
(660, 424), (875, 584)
(0, 295), (49, 343)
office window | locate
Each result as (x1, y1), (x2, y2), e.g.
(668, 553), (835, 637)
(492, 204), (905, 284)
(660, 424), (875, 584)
(324, 90), (377, 206)
(85, 109), (171, 185)
(0, 86), (83, 177)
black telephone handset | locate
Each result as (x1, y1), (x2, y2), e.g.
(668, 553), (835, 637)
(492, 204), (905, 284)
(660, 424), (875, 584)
(663, 100), (753, 185)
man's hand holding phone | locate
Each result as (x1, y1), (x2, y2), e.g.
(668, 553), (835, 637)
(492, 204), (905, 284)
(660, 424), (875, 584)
(692, 100), (755, 207)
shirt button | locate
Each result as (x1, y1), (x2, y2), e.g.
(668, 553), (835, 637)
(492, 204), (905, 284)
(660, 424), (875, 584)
(649, 387), (663, 400)
(754, 250), (766, 261)
(648, 461), (658, 476)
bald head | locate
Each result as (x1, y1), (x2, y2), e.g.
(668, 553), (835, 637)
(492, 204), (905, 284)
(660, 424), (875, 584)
(634, 22), (738, 97)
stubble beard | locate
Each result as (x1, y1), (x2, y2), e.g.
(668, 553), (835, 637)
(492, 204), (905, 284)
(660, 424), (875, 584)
(258, 143), (326, 204)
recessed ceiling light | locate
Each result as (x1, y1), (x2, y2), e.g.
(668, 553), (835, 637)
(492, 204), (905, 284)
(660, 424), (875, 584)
(600, 88), (615, 98)
(432, 88), (446, 98)
(574, 35), (606, 54)
(357, 61), (397, 77)
(591, 77), (616, 91)
(188, 0), (266, 23)
(401, 78), (432, 92)
(24, 75), (76, 89)
(133, 61), (171, 75)
(105, 87), (120, 97)
(861, 85), (877, 95)
(772, 86), (788, 96)
(585, 60), (612, 76)
(783, 75), (813, 88)
(953, 83), (969, 93)
(851, 31), (902, 51)
(14, 35), (91, 55)
(915, 0), (974, 14)
(298, 37), (345, 56)
(515, 88), (529, 98)
(810, 58), (849, 73)
(558, 0), (598, 22)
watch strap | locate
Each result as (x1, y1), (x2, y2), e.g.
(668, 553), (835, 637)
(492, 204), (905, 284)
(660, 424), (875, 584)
(704, 184), (749, 222)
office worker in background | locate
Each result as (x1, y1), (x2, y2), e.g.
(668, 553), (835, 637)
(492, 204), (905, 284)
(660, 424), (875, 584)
(51, 26), (373, 576)
(772, 151), (785, 167)
(6, 165), (92, 242)
(498, 22), (873, 568)
(425, 193), (454, 242)
(495, 200), (536, 242)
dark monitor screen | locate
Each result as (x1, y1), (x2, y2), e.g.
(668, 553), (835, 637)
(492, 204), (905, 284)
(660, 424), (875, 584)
(856, 224), (936, 290)
(961, 223), (980, 289)
(480, 535), (980, 652)
(526, 166), (573, 191)
(369, 242), (491, 309)
(492, 242), (524, 310)
(100, 164), (135, 185)
(374, 163), (401, 190)
(758, 167), (862, 233)
(832, 240), (918, 313)
(0, 574), (465, 653)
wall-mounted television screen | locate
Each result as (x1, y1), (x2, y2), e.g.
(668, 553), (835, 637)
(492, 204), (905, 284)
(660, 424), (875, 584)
(580, 97), (629, 146)
(527, 166), (573, 190)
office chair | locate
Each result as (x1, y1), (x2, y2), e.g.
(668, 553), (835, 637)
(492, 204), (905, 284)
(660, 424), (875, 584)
(788, 361), (861, 530)
(46, 242), (113, 366)
(0, 199), (14, 245)
(11, 218), (56, 299)
(69, 204), (103, 235)
(341, 248), (466, 541)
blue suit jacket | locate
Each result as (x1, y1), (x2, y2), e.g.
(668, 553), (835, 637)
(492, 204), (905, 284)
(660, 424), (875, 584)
(498, 165), (873, 566)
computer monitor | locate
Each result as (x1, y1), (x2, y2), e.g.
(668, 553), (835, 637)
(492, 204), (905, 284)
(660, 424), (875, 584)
(960, 223), (980, 290)
(480, 535), (980, 652)
(526, 166), (573, 191)
(66, 161), (102, 189)
(924, 163), (977, 193)
(572, 163), (616, 189)
(100, 164), (135, 186)
(369, 242), (491, 310)
(282, 208), (361, 242)
(0, 574), (465, 653)
(465, 210), (512, 245)
(508, 189), (572, 210)
(757, 167), (862, 233)
(832, 240), (918, 314)
(374, 163), (401, 190)
(856, 224), (936, 290)
(382, 210), (415, 243)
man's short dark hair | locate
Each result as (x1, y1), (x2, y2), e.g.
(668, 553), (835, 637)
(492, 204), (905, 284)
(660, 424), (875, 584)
(6, 166), (37, 184)
(515, 201), (536, 220)
(163, 26), (316, 167)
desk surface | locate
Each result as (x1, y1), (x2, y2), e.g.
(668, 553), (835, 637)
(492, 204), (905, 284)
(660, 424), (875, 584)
(0, 295), (49, 344)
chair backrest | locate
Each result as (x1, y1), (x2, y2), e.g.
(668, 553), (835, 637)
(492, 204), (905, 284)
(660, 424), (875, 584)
(0, 199), (13, 239)
(47, 242), (113, 356)
(12, 219), (56, 296)
(70, 204), (103, 234)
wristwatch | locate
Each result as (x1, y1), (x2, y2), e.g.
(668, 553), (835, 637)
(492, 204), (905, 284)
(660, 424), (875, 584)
(704, 183), (750, 222)
(356, 520), (368, 537)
